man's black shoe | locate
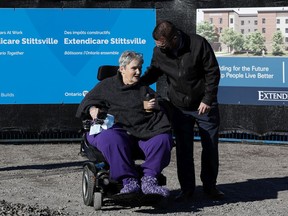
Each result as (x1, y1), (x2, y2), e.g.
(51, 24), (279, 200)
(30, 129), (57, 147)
(203, 187), (225, 200)
(174, 190), (194, 202)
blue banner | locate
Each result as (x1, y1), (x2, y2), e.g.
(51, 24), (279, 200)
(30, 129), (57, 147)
(0, 8), (156, 104)
(218, 57), (288, 105)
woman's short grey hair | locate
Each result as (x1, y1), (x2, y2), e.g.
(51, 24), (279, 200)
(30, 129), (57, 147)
(118, 50), (144, 67)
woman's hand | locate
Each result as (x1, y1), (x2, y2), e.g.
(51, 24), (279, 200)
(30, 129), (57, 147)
(144, 98), (160, 111)
(89, 106), (99, 120)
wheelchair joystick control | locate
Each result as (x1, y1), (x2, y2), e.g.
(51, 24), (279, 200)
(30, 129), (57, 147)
(94, 109), (108, 125)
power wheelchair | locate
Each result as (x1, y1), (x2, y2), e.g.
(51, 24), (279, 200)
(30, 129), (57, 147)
(79, 65), (167, 210)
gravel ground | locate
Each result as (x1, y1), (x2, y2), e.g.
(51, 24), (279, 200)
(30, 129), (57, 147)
(0, 141), (287, 216)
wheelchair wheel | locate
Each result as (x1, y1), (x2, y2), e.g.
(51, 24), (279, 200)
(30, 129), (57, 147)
(82, 165), (95, 206)
(93, 192), (103, 210)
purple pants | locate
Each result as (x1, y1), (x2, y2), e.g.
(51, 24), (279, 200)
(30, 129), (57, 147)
(86, 127), (173, 182)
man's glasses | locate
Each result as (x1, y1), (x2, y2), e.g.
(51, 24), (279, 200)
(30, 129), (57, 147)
(156, 42), (169, 49)
(155, 34), (176, 50)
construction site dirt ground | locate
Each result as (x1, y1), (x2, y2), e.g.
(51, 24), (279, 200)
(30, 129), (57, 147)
(0, 141), (287, 216)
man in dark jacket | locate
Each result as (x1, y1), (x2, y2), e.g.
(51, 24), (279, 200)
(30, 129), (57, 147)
(141, 20), (224, 201)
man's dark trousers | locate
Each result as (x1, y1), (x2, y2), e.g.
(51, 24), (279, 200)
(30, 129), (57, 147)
(172, 103), (220, 193)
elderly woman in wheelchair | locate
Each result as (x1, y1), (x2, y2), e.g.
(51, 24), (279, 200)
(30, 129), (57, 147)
(76, 50), (174, 208)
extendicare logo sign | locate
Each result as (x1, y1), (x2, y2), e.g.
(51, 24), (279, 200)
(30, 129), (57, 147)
(258, 91), (288, 101)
